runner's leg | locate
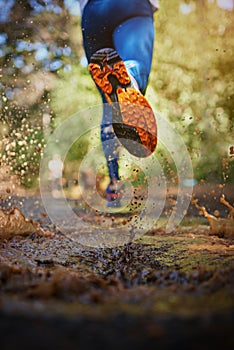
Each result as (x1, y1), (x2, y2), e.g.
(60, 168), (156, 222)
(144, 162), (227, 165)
(113, 15), (155, 94)
(81, 2), (121, 186)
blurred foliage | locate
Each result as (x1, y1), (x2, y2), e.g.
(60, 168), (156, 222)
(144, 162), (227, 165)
(151, 0), (234, 182)
(0, 0), (233, 188)
(0, 0), (81, 186)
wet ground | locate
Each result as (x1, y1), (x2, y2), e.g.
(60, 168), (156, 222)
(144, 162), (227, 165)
(0, 186), (234, 350)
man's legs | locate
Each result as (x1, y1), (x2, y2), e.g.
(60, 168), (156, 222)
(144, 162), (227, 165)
(81, 0), (155, 205)
(100, 15), (155, 194)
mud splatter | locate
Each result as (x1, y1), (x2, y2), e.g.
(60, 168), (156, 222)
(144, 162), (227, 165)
(0, 206), (53, 238)
(192, 195), (234, 238)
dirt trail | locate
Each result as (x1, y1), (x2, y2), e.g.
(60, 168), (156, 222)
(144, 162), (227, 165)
(0, 191), (233, 349)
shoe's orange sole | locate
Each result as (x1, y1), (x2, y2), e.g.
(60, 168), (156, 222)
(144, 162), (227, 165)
(116, 87), (157, 155)
(88, 50), (157, 157)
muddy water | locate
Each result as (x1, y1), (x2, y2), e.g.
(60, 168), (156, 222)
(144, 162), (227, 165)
(0, 194), (233, 349)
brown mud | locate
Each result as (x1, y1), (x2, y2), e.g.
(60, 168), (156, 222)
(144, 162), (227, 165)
(0, 188), (234, 350)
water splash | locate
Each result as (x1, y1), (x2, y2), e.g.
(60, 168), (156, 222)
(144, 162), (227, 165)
(192, 195), (234, 238)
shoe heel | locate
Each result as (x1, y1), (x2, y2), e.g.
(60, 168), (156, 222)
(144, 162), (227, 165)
(88, 48), (130, 96)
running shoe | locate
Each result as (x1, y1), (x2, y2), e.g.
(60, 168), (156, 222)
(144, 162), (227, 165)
(105, 181), (122, 208)
(88, 48), (157, 158)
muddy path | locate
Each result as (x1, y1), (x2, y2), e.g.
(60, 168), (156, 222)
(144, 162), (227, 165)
(0, 192), (234, 350)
